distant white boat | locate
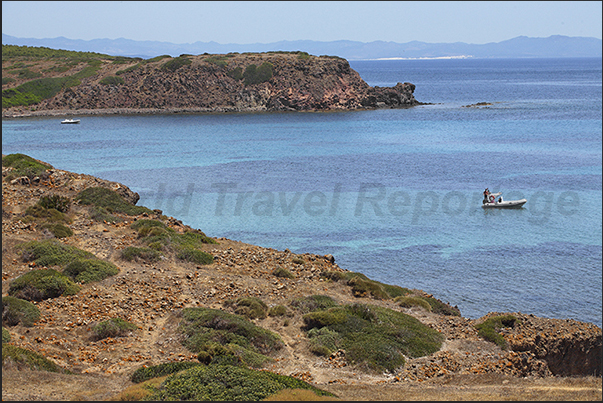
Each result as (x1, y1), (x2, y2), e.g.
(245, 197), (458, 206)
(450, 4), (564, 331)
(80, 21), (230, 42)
(61, 118), (80, 124)
(482, 190), (526, 209)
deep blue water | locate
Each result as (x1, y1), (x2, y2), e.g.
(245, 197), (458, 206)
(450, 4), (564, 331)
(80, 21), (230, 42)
(3, 57), (601, 327)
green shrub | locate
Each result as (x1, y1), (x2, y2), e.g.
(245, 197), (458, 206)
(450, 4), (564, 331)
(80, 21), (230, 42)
(8, 269), (80, 301)
(307, 327), (341, 356)
(16, 68), (42, 79)
(120, 246), (161, 262)
(268, 305), (288, 317)
(37, 194), (71, 213)
(179, 307), (284, 367)
(2, 77), (16, 85)
(475, 315), (519, 349)
(422, 296), (461, 316)
(394, 296), (433, 311)
(131, 361), (203, 383)
(144, 364), (335, 401)
(205, 56), (228, 67)
(40, 222), (73, 238)
(302, 303), (444, 373)
(2, 153), (51, 180)
(92, 317), (137, 340)
(2, 344), (71, 373)
(2, 327), (10, 344)
(99, 75), (124, 85)
(115, 63), (140, 75)
(76, 187), (153, 216)
(161, 56), (192, 72)
(63, 258), (119, 283)
(23, 204), (70, 223)
(2, 296), (41, 327)
(289, 295), (338, 314)
(272, 266), (294, 279)
(227, 66), (243, 81)
(243, 62), (273, 85)
(19, 239), (93, 267)
(88, 206), (121, 223)
(321, 270), (412, 300)
(291, 257), (305, 265)
(225, 297), (268, 319)
(176, 246), (214, 265)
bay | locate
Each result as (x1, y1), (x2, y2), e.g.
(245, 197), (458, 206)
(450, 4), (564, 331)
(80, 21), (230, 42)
(3, 57), (601, 327)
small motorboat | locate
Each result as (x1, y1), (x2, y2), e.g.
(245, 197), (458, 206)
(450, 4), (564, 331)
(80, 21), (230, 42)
(482, 190), (526, 209)
(61, 118), (80, 124)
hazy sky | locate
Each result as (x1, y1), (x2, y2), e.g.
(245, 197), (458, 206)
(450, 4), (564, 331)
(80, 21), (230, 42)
(2, 1), (602, 44)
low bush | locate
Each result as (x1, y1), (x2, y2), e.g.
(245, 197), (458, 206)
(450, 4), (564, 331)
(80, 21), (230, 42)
(243, 62), (273, 85)
(8, 269), (80, 301)
(92, 317), (137, 340)
(2, 344), (72, 373)
(268, 305), (289, 317)
(273, 266), (295, 279)
(302, 303), (444, 373)
(307, 327), (341, 356)
(130, 219), (215, 265)
(224, 297), (268, 319)
(394, 296), (433, 312)
(179, 307), (284, 367)
(422, 296), (461, 316)
(161, 56), (192, 72)
(88, 205), (121, 223)
(143, 364), (335, 401)
(2, 153), (52, 181)
(321, 270), (412, 300)
(62, 258), (119, 283)
(2, 327), (10, 344)
(130, 361), (203, 383)
(227, 66), (243, 81)
(37, 194), (70, 213)
(289, 295), (338, 314)
(475, 315), (519, 349)
(23, 204), (70, 224)
(120, 246), (161, 262)
(1, 296), (41, 327)
(75, 187), (154, 216)
(19, 239), (93, 267)
(99, 75), (124, 85)
(176, 246), (214, 265)
(40, 222), (73, 238)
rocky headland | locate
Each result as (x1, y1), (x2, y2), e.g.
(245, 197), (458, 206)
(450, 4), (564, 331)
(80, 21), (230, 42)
(1, 154), (601, 401)
(2, 51), (419, 118)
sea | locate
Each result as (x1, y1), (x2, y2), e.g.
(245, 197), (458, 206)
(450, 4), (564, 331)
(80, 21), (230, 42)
(2, 57), (602, 328)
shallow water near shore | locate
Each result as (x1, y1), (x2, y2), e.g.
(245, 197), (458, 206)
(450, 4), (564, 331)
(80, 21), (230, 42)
(3, 57), (601, 327)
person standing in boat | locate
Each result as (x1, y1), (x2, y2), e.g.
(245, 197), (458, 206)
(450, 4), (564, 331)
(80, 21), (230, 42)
(483, 188), (490, 204)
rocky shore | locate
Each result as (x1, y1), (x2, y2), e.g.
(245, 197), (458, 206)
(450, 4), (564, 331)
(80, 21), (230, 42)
(2, 157), (602, 401)
(2, 52), (419, 119)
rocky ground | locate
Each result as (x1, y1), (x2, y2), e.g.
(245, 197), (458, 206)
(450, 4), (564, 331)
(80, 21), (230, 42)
(2, 160), (602, 401)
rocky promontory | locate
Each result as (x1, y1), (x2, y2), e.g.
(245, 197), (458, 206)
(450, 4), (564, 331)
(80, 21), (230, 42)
(2, 154), (601, 401)
(2, 51), (418, 117)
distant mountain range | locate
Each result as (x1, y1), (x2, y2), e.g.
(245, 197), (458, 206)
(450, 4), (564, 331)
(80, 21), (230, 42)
(2, 33), (601, 60)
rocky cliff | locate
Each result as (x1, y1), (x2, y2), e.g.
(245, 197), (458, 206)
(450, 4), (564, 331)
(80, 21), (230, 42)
(3, 52), (418, 116)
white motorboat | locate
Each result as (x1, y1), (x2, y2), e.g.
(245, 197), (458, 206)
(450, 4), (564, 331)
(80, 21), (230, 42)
(61, 118), (80, 124)
(482, 191), (526, 208)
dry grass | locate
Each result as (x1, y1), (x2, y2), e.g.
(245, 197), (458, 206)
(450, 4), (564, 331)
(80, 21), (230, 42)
(263, 388), (341, 401)
(322, 375), (602, 401)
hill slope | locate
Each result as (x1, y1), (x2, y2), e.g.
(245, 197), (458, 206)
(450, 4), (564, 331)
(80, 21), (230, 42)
(2, 46), (418, 117)
(2, 155), (601, 401)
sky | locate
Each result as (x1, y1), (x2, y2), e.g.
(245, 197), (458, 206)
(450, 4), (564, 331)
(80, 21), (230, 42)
(2, 1), (602, 45)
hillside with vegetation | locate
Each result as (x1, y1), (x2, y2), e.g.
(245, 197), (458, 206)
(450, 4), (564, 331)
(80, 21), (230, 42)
(2, 154), (601, 401)
(2, 45), (419, 117)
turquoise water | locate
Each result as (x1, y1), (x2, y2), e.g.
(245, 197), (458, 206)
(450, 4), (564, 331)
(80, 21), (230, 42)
(3, 58), (601, 326)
